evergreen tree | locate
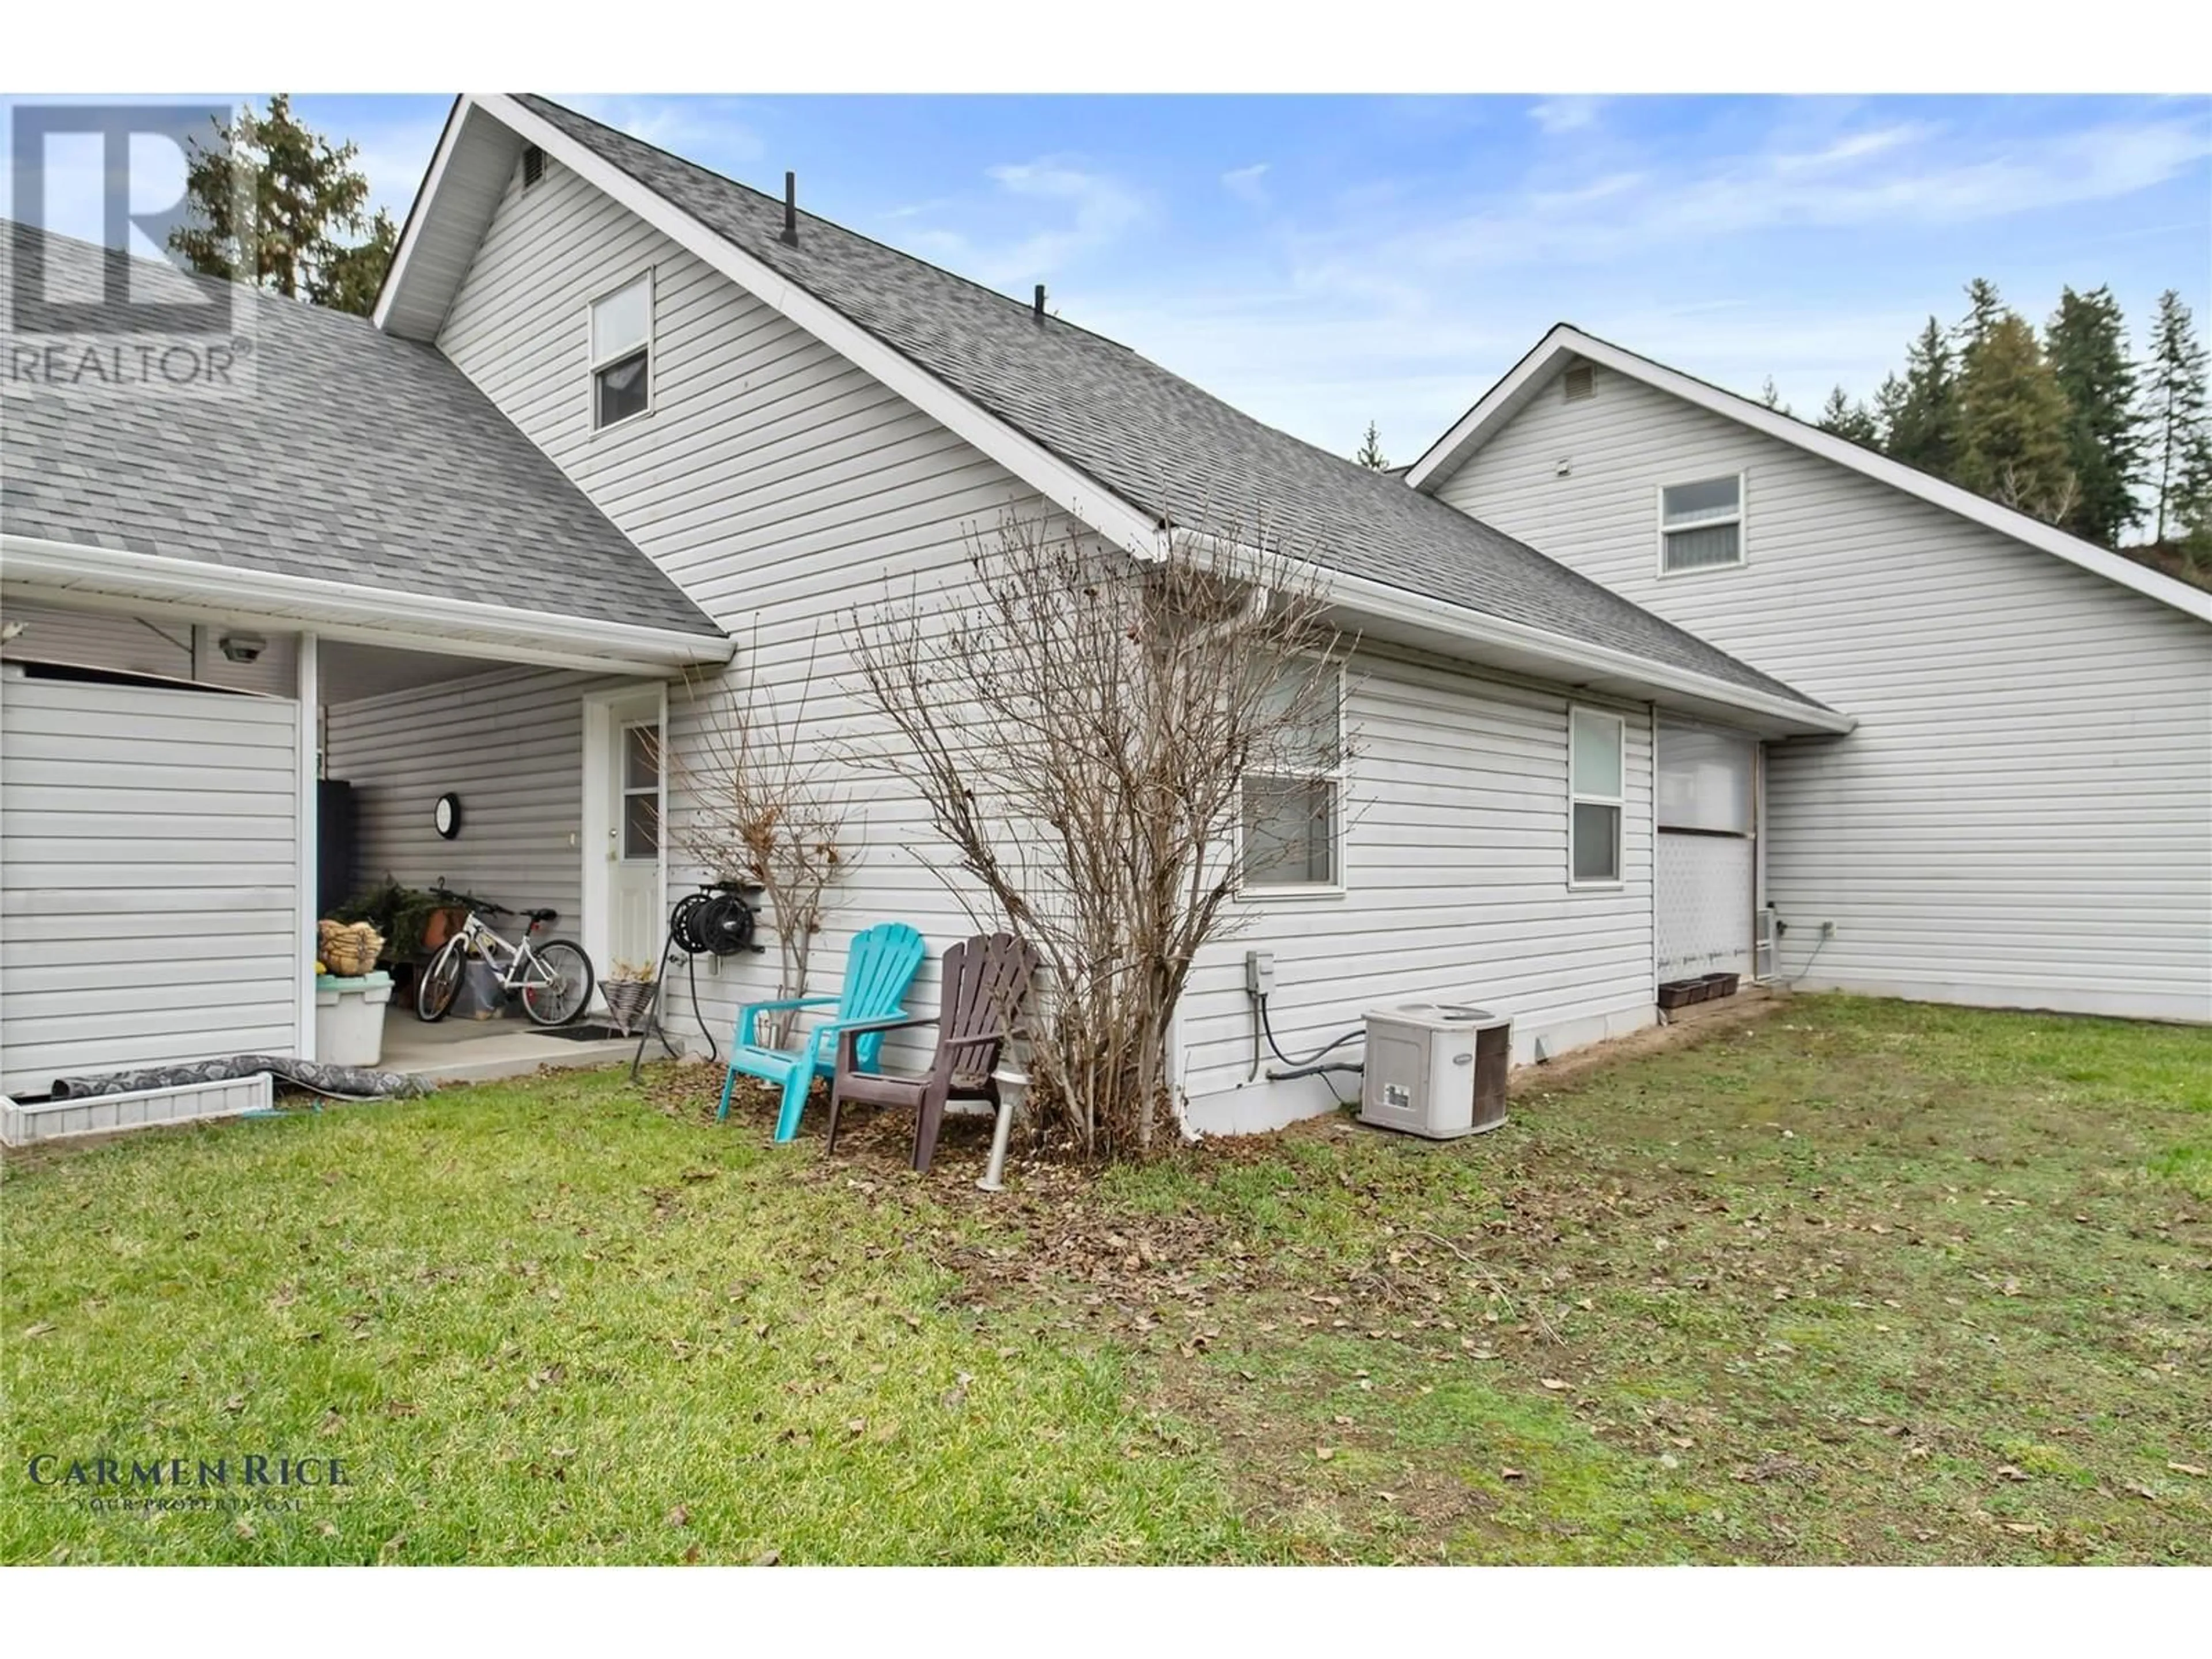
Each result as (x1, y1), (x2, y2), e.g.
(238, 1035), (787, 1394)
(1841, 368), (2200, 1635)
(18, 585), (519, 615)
(1958, 277), (2006, 353)
(2043, 285), (2143, 546)
(169, 94), (397, 317)
(1955, 310), (2077, 523)
(1759, 376), (1789, 414)
(1816, 385), (1880, 446)
(1354, 421), (1389, 471)
(1884, 318), (1962, 477)
(2143, 289), (2211, 546)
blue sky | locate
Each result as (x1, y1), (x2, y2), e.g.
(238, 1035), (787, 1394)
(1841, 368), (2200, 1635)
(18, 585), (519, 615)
(9, 93), (2207, 463)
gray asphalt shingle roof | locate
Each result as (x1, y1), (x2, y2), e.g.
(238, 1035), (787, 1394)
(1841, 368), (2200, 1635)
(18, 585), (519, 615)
(520, 95), (1822, 708)
(0, 222), (722, 638)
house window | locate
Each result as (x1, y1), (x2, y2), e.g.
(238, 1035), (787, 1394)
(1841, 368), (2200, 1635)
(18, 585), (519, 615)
(1569, 707), (1624, 886)
(1659, 474), (1744, 573)
(590, 273), (653, 430)
(1241, 660), (1344, 892)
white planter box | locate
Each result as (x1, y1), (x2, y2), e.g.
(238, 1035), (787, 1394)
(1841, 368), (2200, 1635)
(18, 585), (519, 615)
(1, 1073), (274, 1146)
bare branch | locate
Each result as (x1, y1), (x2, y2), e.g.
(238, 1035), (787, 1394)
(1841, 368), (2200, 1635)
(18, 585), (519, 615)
(846, 514), (1354, 1158)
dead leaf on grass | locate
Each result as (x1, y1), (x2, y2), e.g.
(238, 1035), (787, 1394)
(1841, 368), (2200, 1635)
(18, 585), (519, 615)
(1540, 1377), (1571, 1391)
(22, 1322), (55, 1339)
(1316, 1447), (1336, 1462)
(2168, 1462), (2206, 1478)
(666, 1503), (691, 1528)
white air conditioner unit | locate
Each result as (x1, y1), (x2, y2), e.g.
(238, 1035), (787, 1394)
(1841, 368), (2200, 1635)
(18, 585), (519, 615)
(1358, 1002), (1511, 1139)
(1754, 907), (1779, 982)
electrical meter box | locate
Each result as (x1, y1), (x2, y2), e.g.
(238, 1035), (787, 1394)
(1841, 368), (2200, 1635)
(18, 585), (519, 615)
(1358, 1002), (1511, 1139)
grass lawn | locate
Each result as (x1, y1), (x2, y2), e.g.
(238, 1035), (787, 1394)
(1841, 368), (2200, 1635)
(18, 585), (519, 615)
(3, 994), (2206, 1565)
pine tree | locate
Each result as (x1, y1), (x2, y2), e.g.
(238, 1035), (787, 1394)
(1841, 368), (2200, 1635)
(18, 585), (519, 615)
(169, 94), (396, 317)
(1816, 385), (1880, 446)
(1955, 310), (2078, 524)
(1354, 421), (1389, 471)
(1884, 319), (1961, 477)
(1759, 377), (1789, 415)
(2143, 289), (2211, 546)
(2043, 286), (2143, 547)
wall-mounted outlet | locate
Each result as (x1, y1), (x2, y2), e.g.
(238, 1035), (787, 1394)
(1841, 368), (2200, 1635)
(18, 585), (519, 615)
(1245, 949), (1275, 997)
(1820, 921), (1838, 939)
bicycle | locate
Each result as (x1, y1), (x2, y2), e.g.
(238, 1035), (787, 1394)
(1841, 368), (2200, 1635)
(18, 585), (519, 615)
(414, 888), (596, 1028)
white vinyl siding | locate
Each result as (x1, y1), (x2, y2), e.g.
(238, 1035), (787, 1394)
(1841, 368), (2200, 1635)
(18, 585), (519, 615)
(434, 158), (1675, 1122)
(0, 597), (296, 697)
(323, 665), (632, 944)
(1431, 361), (2212, 1022)
(435, 154), (1069, 1062)
(1180, 655), (1656, 1128)
(0, 674), (300, 1095)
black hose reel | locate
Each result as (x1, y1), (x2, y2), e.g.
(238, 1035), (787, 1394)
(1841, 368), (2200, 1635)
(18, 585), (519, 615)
(626, 881), (762, 1083)
(669, 883), (759, 959)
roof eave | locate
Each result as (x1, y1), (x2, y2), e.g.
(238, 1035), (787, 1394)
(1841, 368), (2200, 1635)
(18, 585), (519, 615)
(1, 533), (733, 676)
(1407, 326), (2212, 626)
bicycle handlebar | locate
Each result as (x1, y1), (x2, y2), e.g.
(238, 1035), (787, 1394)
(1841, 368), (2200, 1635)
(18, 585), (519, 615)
(428, 882), (513, 916)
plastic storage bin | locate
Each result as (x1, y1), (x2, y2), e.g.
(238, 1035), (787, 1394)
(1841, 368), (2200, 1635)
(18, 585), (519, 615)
(315, 971), (393, 1067)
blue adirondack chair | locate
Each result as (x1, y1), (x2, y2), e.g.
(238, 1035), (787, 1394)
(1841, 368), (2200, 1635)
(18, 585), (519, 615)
(716, 922), (927, 1141)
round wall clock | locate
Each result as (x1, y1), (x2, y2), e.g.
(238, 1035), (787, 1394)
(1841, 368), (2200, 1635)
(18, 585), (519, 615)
(433, 792), (463, 840)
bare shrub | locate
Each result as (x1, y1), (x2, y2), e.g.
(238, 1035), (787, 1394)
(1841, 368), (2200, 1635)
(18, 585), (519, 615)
(672, 635), (854, 1043)
(848, 516), (1351, 1160)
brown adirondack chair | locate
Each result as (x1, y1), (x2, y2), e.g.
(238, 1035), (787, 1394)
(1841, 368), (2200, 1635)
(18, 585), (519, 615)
(825, 931), (1039, 1173)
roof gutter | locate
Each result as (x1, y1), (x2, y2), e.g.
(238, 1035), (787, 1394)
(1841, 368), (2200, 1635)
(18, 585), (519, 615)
(0, 534), (734, 677)
(1320, 563), (1853, 736)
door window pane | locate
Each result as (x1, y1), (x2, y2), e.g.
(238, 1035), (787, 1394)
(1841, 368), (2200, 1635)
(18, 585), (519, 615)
(623, 791), (658, 858)
(624, 723), (659, 789)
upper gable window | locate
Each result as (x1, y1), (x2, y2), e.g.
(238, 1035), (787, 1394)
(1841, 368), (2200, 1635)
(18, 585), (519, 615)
(1659, 474), (1744, 574)
(590, 272), (653, 430)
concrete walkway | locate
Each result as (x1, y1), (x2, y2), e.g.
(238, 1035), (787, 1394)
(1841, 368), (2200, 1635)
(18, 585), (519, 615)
(378, 1010), (681, 1085)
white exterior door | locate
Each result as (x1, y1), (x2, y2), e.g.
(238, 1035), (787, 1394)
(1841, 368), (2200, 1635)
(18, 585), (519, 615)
(608, 702), (662, 975)
(1654, 721), (1759, 983)
(581, 687), (666, 990)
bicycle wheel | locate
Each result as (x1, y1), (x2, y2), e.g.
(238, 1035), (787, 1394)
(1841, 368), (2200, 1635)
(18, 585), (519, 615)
(520, 940), (595, 1028)
(416, 937), (466, 1022)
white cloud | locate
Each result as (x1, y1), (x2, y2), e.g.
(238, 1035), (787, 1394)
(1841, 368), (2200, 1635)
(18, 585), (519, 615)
(1528, 96), (1602, 135)
(560, 94), (764, 169)
(893, 156), (1145, 291)
(1221, 162), (1271, 206)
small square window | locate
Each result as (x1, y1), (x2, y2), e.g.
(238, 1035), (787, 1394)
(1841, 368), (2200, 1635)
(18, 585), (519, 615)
(1660, 474), (1744, 573)
(590, 274), (653, 430)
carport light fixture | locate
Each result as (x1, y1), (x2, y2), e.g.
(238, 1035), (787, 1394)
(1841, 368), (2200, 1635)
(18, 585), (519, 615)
(218, 631), (267, 664)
